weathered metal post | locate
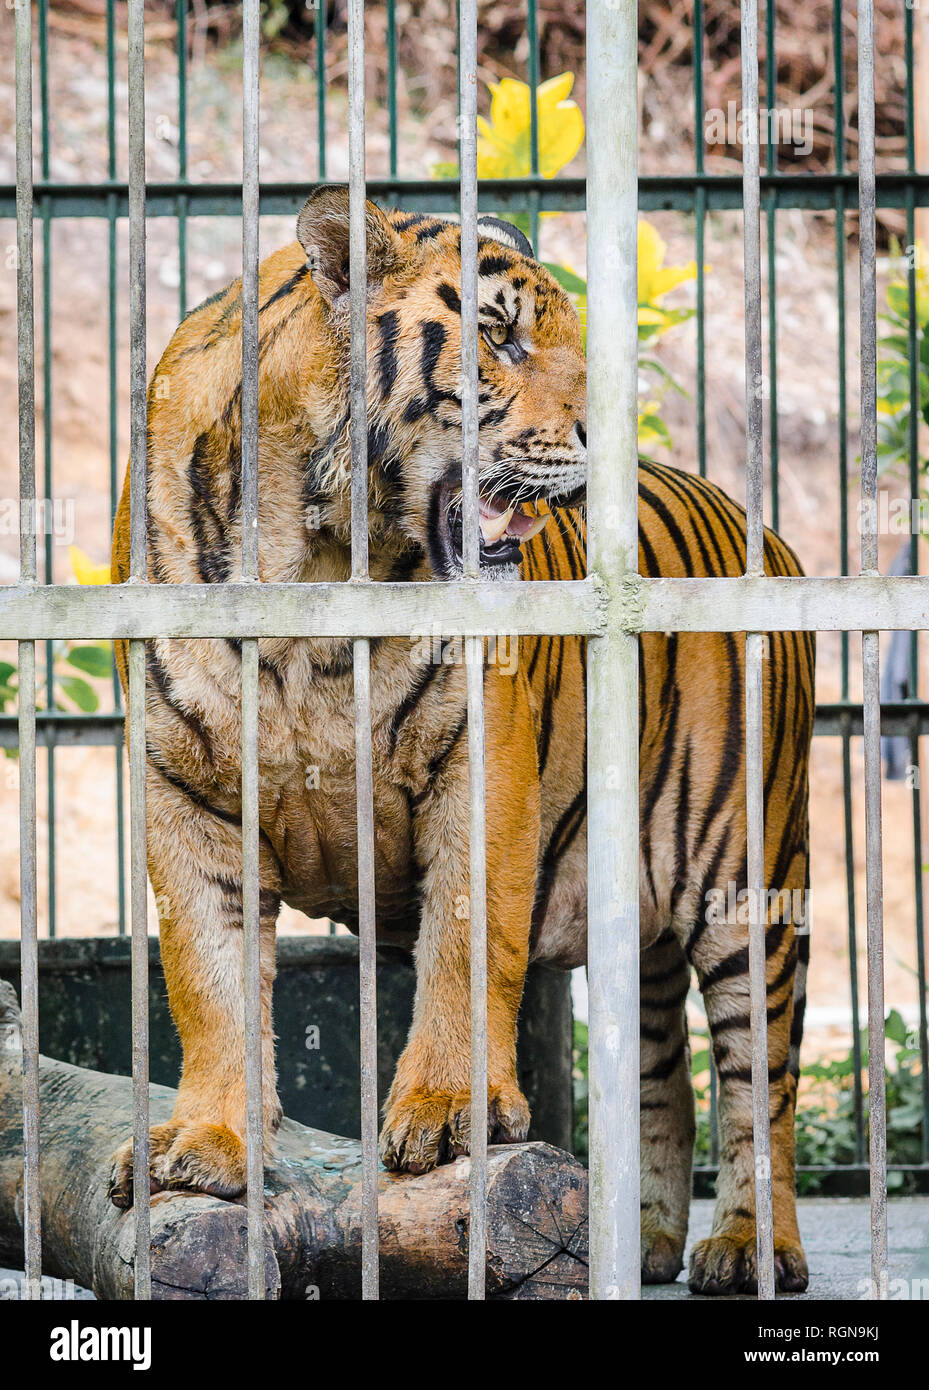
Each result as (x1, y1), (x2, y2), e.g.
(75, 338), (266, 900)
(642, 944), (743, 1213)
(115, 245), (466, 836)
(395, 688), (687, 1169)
(586, 0), (641, 1301)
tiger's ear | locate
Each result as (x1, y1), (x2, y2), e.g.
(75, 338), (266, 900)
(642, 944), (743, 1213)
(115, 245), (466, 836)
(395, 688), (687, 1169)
(296, 186), (402, 307)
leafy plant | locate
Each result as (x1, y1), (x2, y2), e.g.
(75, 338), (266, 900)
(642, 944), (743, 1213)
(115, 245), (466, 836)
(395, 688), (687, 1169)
(876, 239), (929, 478)
(0, 546), (113, 723)
(433, 71), (585, 186)
(573, 1007), (927, 1193)
(543, 222), (700, 451)
(435, 72), (699, 452)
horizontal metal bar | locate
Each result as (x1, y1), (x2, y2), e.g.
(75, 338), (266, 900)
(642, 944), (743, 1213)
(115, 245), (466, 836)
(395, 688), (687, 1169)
(11, 574), (929, 639)
(0, 579), (606, 639)
(4, 699), (927, 749)
(814, 702), (929, 736)
(2, 172), (929, 220)
(0, 712), (124, 747)
(638, 575), (929, 632)
(4, 698), (928, 748)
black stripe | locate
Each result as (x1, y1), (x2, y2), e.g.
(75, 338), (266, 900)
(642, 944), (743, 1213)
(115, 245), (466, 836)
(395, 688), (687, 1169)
(478, 253), (513, 277)
(389, 657), (449, 754)
(696, 633), (742, 845)
(436, 282), (462, 315)
(145, 644), (214, 760)
(641, 1039), (686, 1082)
(376, 310), (400, 396)
(259, 263), (309, 314)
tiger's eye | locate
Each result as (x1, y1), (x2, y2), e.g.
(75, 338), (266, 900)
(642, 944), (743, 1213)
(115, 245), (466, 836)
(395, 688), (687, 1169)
(487, 322), (509, 347)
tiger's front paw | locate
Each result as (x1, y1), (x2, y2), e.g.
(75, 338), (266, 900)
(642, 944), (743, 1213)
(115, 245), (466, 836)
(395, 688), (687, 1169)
(107, 1120), (248, 1207)
(379, 1081), (530, 1175)
(689, 1233), (809, 1295)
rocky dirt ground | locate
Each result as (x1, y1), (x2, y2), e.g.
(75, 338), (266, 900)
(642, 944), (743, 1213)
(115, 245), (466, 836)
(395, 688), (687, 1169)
(0, 8), (928, 1064)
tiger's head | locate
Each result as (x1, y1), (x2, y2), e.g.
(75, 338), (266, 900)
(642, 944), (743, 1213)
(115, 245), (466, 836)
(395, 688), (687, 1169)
(297, 186), (587, 579)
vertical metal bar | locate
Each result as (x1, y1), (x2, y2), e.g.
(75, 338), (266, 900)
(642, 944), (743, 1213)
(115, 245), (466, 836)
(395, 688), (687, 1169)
(856, 0), (887, 1299)
(903, 3), (929, 1166)
(16, 0), (40, 1300)
(459, 0), (488, 1303)
(353, 639), (379, 1301)
(764, 0), (779, 531)
(107, 0), (126, 940)
(347, 0), (379, 1302)
(586, 0), (640, 1302)
(527, 0), (541, 252)
(37, 0), (56, 941)
(694, 0), (707, 478)
(316, 0), (327, 180)
(387, 0), (397, 179)
(834, 0), (864, 1161)
(842, 717), (866, 1160)
(741, 0), (775, 1302)
(177, 0), (188, 320)
(241, 0), (265, 1303)
(465, 632), (488, 1300)
(909, 723), (929, 1160)
(127, 0), (151, 1302)
(745, 633), (774, 1300)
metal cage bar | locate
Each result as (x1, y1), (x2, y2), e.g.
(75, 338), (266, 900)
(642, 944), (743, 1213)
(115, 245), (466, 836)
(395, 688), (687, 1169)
(740, 0), (776, 1302)
(241, 0), (265, 1302)
(586, 0), (641, 1302)
(127, 0), (151, 1300)
(458, 0), (490, 1303)
(15, 0), (40, 1300)
(346, 0), (381, 1303)
(856, 0), (889, 1300)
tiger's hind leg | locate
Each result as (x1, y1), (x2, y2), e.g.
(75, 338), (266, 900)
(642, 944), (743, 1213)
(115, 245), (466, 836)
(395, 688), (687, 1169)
(639, 929), (695, 1283)
(685, 894), (809, 1295)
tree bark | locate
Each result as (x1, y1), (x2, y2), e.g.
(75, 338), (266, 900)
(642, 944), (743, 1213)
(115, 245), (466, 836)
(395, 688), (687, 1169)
(0, 982), (587, 1299)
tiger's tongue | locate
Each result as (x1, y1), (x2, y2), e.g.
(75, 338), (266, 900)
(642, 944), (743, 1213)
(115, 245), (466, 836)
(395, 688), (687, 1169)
(478, 500), (550, 546)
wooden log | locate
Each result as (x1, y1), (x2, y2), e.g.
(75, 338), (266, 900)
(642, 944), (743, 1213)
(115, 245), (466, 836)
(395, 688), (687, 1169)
(0, 983), (587, 1299)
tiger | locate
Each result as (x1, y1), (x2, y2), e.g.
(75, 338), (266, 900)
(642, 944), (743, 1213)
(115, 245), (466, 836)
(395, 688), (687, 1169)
(108, 185), (814, 1296)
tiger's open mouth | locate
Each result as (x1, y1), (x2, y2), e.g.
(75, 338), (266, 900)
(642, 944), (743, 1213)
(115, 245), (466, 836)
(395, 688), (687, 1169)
(438, 488), (549, 571)
(427, 474), (585, 578)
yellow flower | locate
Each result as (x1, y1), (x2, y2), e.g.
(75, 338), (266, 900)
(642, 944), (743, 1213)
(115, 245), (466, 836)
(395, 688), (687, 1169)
(69, 546), (111, 586)
(476, 73), (584, 180)
(638, 220), (699, 304)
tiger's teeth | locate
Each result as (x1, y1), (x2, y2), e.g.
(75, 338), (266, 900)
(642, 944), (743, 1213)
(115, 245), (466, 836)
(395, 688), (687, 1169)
(518, 514), (550, 541)
(479, 505), (515, 545)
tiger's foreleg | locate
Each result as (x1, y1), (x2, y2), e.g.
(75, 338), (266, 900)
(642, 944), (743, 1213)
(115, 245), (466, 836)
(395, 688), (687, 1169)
(639, 930), (695, 1283)
(379, 669), (540, 1174)
(108, 766), (283, 1206)
(685, 902), (809, 1295)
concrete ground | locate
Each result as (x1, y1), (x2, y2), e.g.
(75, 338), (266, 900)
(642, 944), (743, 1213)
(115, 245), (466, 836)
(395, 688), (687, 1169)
(643, 1197), (929, 1300)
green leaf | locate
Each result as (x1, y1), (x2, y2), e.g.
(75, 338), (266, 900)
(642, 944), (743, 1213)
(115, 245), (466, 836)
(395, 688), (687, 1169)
(64, 644), (112, 679)
(639, 357), (690, 396)
(885, 1007), (908, 1045)
(57, 675), (99, 713)
(542, 261), (588, 295)
(0, 663), (15, 685)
